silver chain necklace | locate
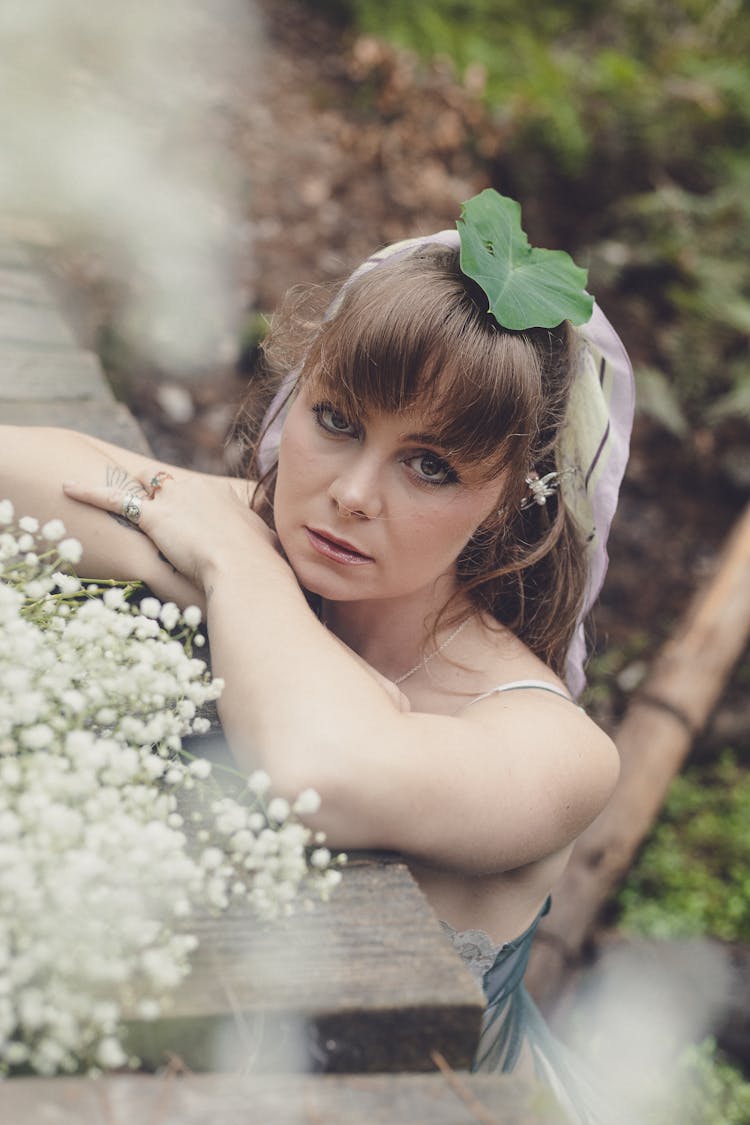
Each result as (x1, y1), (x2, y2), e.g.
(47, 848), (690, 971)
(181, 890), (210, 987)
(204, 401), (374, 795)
(394, 619), (470, 685)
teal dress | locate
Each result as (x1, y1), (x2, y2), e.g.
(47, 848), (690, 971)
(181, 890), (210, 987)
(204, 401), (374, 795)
(441, 898), (553, 1073)
(444, 680), (628, 1124)
(443, 902), (628, 1125)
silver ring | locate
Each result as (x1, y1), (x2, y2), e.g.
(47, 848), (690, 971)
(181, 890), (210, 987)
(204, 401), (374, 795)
(122, 494), (143, 524)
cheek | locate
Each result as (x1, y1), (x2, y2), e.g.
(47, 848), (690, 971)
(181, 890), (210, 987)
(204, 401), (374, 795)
(277, 417), (317, 493)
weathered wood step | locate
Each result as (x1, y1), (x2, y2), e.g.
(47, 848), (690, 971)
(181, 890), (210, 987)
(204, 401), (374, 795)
(0, 399), (150, 453)
(4, 1072), (566, 1124)
(124, 859), (485, 1074)
(0, 346), (114, 402)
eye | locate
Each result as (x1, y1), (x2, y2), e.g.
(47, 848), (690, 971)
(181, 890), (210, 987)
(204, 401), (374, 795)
(407, 451), (459, 486)
(312, 402), (358, 437)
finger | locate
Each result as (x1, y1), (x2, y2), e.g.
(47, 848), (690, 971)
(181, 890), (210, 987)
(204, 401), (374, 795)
(144, 469), (174, 499)
(62, 481), (148, 524)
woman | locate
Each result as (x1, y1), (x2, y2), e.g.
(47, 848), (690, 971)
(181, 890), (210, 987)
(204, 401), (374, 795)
(0, 191), (633, 1115)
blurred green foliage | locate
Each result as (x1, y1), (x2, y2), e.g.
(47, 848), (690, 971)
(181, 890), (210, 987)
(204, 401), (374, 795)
(617, 750), (750, 941)
(648, 1039), (750, 1125)
(312, 0), (750, 463)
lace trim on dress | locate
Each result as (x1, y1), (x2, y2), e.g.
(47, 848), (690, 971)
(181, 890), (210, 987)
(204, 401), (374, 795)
(440, 922), (504, 983)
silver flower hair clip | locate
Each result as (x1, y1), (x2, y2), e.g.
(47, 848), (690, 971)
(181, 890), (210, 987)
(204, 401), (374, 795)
(521, 470), (569, 509)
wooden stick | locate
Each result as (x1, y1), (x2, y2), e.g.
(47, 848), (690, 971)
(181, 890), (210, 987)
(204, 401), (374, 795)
(430, 1050), (502, 1125)
(526, 501), (750, 1007)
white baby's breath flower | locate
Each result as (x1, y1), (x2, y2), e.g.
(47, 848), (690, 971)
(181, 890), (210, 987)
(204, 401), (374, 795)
(310, 847), (332, 869)
(18, 516), (39, 533)
(57, 538), (83, 564)
(103, 588), (126, 610)
(159, 602), (180, 631)
(188, 758), (211, 780)
(200, 847), (227, 872)
(0, 510), (343, 1077)
(267, 797), (291, 824)
(19, 724), (55, 751)
(52, 572), (81, 595)
(136, 998), (161, 1021)
(247, 769), (271, 796)
(183, 605), (202, 628)
(293, 789), (322, 816)
(41, 519), (66, 542)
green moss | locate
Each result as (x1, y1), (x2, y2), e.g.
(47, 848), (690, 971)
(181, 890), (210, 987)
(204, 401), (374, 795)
(617, 750), (750, 942)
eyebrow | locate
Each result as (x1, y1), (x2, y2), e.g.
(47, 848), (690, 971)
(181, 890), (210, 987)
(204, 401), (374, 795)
(400, 430), (446, 446)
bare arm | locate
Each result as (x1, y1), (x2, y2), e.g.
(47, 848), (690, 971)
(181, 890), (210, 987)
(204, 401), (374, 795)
(0, 424), (245, 605)
(202, 554), (620, 875)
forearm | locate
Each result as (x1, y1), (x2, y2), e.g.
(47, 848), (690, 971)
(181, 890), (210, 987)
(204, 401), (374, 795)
(203, 560), (404, 791)
(0, 425), (200, 604)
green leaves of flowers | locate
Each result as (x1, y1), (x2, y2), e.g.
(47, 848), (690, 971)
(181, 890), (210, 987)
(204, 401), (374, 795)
(457, 189), (594, 330)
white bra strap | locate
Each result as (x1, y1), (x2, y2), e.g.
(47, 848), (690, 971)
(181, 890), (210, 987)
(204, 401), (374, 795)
(467, 679), (577, 708)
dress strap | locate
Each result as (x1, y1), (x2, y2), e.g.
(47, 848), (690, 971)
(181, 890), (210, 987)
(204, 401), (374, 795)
(467, 680), (578, 708)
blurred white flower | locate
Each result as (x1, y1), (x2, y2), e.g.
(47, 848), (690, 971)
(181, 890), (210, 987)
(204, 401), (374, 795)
(57, 539), (83, 565)
(267, 797), (291, 824)
(41, 520), (66, 542)
(293, 789), (321, 816)
(247, 769), (271, 795)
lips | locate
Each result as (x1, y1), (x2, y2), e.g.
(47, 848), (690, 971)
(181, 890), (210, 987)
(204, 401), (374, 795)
(305, 527), (374, 565)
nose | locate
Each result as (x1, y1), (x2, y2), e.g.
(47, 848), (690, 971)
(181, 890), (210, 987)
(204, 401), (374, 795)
(328, 453), (384, 519)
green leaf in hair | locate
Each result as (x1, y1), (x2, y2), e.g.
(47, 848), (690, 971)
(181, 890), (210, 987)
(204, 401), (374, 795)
(457, 189), (594, 330)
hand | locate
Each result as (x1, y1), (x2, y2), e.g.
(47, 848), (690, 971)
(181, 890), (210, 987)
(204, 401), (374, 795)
(62, 470), (281, 590)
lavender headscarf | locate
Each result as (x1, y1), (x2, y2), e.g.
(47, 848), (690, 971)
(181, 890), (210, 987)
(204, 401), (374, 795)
(258, 231), (635, 697)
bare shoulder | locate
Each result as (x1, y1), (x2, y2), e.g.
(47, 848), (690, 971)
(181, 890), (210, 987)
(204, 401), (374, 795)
(462, 682), (620, 834)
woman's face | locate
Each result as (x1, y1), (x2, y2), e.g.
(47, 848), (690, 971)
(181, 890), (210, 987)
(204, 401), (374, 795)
(273, 381), (504, 607)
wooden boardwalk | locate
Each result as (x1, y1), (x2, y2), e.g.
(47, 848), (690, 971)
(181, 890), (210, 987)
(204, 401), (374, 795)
(0, 237), (149, 451)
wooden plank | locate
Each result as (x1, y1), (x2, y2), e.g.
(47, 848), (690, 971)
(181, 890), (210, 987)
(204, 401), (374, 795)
(3, 1073), (567, 1124)
(0, 266), (57, 304)
(124, 859), (485, 1074)
(0, 347), (113, 402)
(0, 299), (77, 347)
(0, 241), (34, 269)
(0, 400), (151, 453)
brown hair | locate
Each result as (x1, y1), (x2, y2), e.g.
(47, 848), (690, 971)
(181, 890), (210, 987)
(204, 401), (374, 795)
(235, 246), (588, 677)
